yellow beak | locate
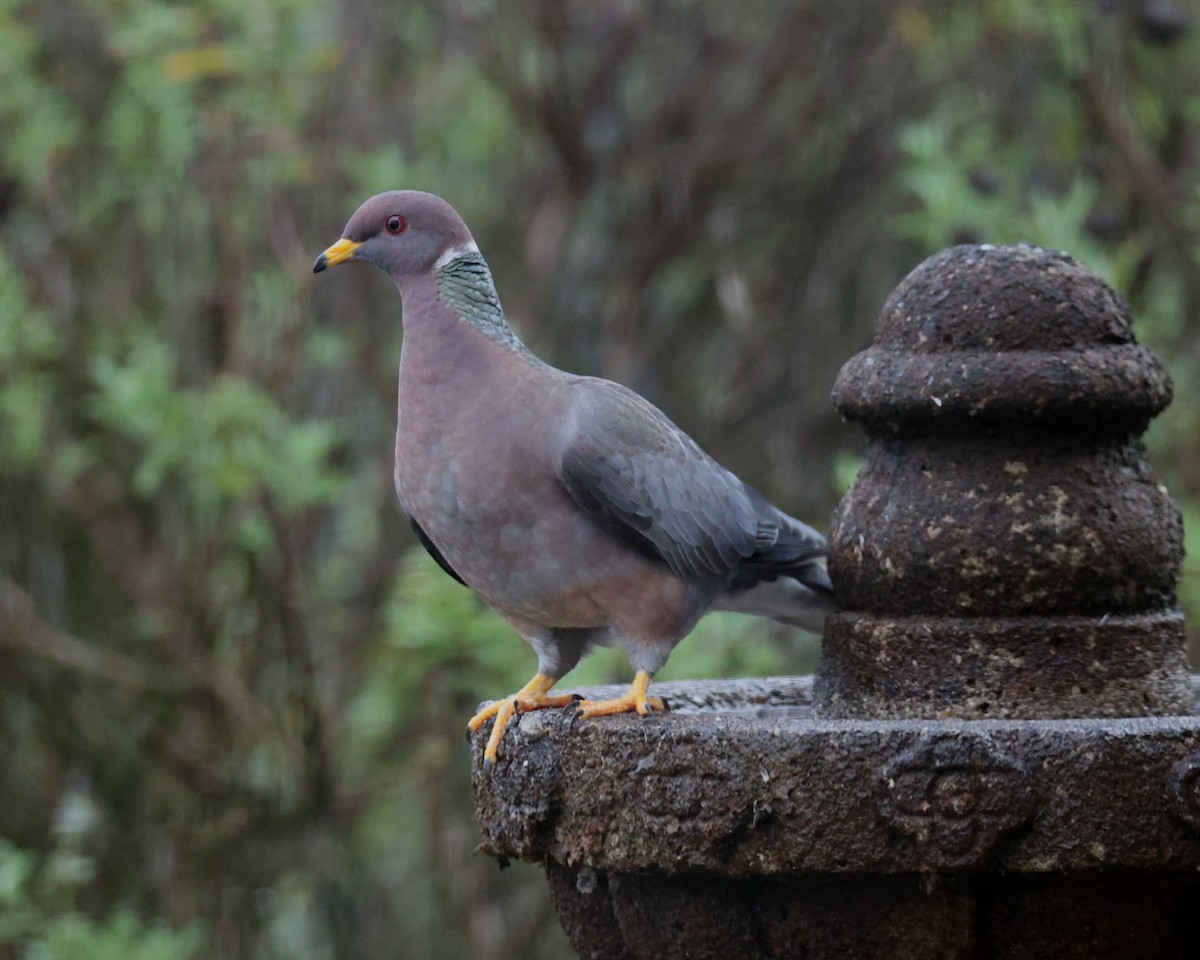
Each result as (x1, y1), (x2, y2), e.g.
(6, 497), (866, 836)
(313, 237), (363, 274)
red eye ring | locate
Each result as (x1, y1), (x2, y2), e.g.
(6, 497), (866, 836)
(385, 215), (407, 235)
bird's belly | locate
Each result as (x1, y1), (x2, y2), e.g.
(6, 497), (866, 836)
(469, 524), (612, 626)
(441, 514), (619, 627)
(398, 453), (618, 627)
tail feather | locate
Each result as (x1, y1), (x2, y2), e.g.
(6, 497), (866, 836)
(716, 496), (839, 633)
(715, 562), (841, 635)
(791, 559), (835, 597)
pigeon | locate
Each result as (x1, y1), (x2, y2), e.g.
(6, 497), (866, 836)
(315, 191), (838, 768)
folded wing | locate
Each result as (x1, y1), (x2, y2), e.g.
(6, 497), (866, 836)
(557, 378), (827, 587)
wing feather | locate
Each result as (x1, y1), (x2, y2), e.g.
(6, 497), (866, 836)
(557, 379), (824, 583)
(407, 515), (467, 586)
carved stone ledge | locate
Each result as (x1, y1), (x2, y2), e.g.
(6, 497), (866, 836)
(473, 678), (1200, 876)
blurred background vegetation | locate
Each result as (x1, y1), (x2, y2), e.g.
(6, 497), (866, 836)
(1, 0), (1198, 956)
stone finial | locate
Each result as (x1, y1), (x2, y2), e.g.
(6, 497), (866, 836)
(817, 244), (1189, 720)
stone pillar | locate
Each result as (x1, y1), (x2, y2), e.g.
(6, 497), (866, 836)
(816, 244), (1190, 719)
(472, 245), (1200, 960)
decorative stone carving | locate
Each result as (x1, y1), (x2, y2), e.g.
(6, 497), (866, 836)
(879, 734), (1034, 868)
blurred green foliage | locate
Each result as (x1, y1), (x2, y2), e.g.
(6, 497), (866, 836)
(0, 0), (1198, 957)
(0, 833), (202, 960)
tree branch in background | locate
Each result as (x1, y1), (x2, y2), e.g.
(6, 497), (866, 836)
(0, 577), (162, 690)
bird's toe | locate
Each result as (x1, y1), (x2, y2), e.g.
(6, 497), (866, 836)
(467, 699), (503, 732)
(576, 670), (666, 720)
(470, 674), (577, 770)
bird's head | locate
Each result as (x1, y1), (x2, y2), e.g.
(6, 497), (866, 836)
(313, 190), (477, 280)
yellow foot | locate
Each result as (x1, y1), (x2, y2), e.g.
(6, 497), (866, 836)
(576, 670), (667, 719)
(468, 673), (576, 769)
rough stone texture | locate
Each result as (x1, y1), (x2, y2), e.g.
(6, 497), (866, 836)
(471, 245), (1199, 958)
(546, 864), (633, 960)
(825, 435), (1182, 617)
(833, 244), (1173, 430)
(603, 874), (979, 960)
(818, 611), (1191, 719)
(977, 874), (1200, 960)
(819, 244), (1188, 719)
(544, 871), (1200, 960)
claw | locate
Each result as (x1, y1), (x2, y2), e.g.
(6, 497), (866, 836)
(469, 673), (575, 769)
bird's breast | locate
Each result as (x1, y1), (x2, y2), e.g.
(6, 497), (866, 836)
(393, 384), (608, 625)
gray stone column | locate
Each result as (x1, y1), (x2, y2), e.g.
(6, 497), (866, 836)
(817, 244), (1189, 720)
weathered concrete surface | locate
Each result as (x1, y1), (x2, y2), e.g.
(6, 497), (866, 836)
(818, 611), (1192, 719)
(824, 435), (1183, 618)
(832, 244), (1173, 429)
(543, 866), (1200, 960)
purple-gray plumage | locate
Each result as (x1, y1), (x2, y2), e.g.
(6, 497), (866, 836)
(314, 190), (839, 769)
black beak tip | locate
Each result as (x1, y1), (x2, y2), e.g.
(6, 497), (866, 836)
(313, 255), (328, 275)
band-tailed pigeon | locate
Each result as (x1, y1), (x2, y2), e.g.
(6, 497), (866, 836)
(315, 191), (838, 768)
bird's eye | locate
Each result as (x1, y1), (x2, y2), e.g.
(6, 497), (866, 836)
(385, 215), (407, 235)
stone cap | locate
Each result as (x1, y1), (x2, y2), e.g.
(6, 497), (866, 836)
(833, 244), (1173, 432)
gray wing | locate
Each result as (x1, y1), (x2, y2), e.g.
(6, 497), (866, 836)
(556, 378), (825, 583)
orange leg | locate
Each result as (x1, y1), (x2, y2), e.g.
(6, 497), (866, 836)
(469, 673), (576, 768)
(576, 670), (666, 719)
